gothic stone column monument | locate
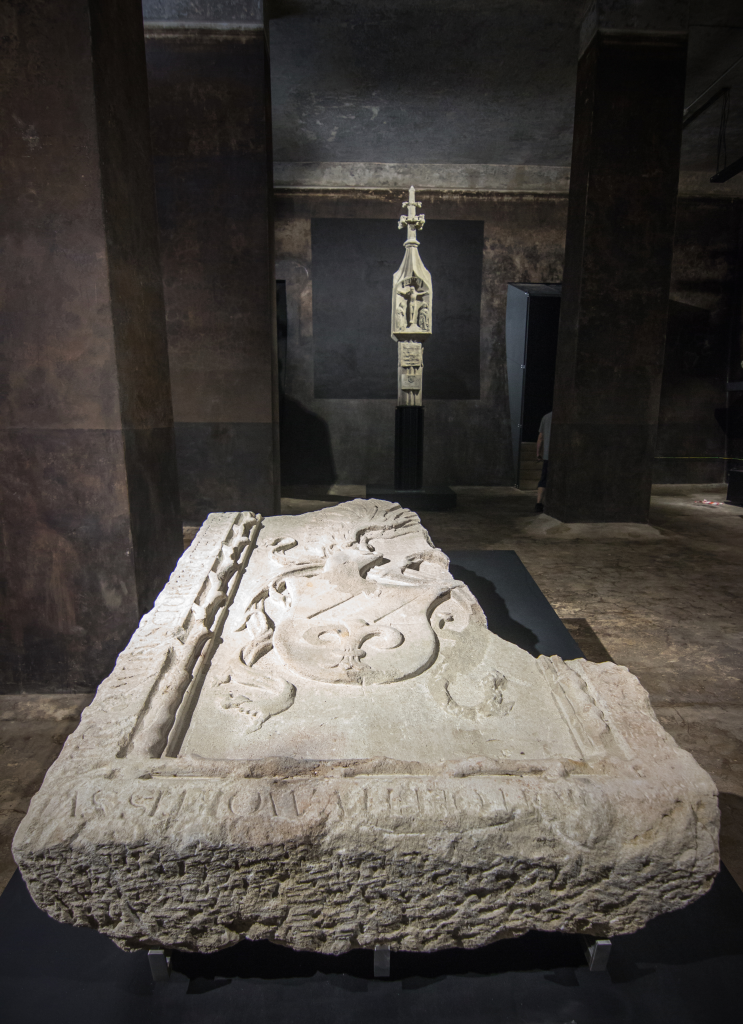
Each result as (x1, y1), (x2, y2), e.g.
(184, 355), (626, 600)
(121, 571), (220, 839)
(13, 499), (717, 955)
(368, 189), (456, 511)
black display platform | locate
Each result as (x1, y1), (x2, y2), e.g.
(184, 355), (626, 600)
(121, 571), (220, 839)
(445, 550), (583, 660)
(2, 551), (738, 1023)
(727, 468), (743, 507)
(367, 486), (457, 511)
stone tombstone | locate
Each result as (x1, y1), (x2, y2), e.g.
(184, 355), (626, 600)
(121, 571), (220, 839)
(392, 187), (432, 406)
(13, 500), (718, 954)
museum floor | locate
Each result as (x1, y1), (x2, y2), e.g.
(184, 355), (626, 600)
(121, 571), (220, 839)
(2, 483), (742, 900)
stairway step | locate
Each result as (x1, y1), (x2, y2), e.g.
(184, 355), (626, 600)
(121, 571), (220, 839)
(519, 441), (542, 489)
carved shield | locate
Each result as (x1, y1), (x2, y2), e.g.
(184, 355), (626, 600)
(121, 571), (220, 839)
(269, 549), (457, 685)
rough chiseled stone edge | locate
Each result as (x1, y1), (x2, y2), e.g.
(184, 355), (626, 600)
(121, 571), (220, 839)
(13, 739), (718, 954)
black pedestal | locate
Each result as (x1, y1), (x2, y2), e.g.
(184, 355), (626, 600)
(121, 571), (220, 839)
(394, 406), (424, 490)
(367, 486), (457, 511)
(726, 469), (743, 507)
(368, 406), (457, 512)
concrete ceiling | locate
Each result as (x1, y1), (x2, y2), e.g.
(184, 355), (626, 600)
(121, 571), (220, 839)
(268, 0), (584, 166)
(266, 0), (743, 177)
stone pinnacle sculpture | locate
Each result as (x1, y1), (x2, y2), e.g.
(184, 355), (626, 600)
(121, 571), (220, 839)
(391, 187), (430, 492)
(13, 499), (718, 956)
(368, 188), (454, 508)
(392, 185), (432, 408)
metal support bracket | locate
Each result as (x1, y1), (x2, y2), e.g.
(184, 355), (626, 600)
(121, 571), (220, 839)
(581, 936), (611, 971)
(373, 945), (391, 978)
(148, 949), (171, 982)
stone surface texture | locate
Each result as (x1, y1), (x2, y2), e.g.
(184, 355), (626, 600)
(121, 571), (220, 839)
(13, 500), (718, 954)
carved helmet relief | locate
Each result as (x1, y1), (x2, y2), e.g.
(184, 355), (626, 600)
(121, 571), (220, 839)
(270, 537), (461, 685)
(217, 500), (467, 720)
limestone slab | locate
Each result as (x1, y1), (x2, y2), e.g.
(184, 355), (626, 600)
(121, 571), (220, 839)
(13, 500), (718, 954)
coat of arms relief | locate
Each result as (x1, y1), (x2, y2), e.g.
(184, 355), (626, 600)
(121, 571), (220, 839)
(211, 500), (477, 732)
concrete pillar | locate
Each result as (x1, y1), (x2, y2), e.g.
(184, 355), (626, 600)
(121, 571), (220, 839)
(144, 7), (280, 523)
(549, 2), (688, 523)
(0, 0), (182, 692)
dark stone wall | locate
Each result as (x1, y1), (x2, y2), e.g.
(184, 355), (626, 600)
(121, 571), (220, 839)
(655, 198), (743, 484)
(146, 27), (280, 522)
(0, 0), (181, 693)
(268, 1), (580, 167)
(549, 32), (688, 522)
(275, 191), (567, 488)
(173, 422), (276, 523)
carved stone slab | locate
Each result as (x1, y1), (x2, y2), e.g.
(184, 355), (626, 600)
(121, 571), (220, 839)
(13, 501), (718, 955)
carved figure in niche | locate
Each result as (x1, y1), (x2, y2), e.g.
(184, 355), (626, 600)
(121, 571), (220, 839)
(395, 297), (407, 331)
(418, 301), (430, 331)
(395, 276), (429, 333)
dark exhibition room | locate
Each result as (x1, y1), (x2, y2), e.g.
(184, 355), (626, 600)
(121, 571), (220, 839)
(1, 1), (743, 1021)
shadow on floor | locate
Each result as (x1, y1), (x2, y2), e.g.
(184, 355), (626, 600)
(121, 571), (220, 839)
(560, 618), (614, 662)
(172, 930), (587, 984)
(280, 397), (336, 489)
(720, 792), (743, 892)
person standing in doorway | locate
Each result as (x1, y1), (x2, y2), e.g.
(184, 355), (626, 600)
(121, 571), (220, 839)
(535, 410), (551, 513)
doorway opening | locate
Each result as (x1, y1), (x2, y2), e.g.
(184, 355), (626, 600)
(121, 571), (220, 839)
(505, 284), (562, 488)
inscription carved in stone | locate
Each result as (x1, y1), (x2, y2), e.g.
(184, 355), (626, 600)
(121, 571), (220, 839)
(13, 500), (718, 956)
